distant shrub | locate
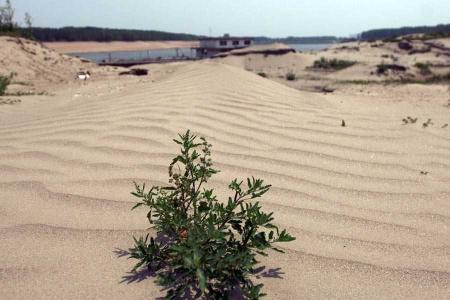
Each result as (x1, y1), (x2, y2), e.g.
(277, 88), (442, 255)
(285, 71), (296, 81)
(0, 74), (12, 95)
(398, 41), (413, 51)
(129, 130), (295, 299)
(257, 72), (267, 78)
(338, 79), (376, 85)
(427, 72), (450, 83)
(414, 62), (432, 75)
(312, 57), (356, 71)
(119, 68), (148, 76)
(376, 63), (406, 75)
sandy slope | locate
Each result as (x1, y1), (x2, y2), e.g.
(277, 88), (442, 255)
(218, 39), (450, 95)
(1, 59), (450, 299)
(0, 36), (115, 95)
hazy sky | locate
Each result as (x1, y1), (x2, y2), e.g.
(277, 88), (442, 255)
(11, 0), (450, 37)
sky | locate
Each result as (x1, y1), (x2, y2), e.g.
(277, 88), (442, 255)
(10, 0), (450, 37)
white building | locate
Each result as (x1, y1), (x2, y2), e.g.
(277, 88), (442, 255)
(195, 34), (254, 58)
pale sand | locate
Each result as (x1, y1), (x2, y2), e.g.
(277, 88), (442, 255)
(44, 41), (199, 54)
(1, 38), (450, 299)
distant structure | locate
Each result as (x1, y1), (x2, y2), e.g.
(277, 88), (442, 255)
(194, 34), (254, 58)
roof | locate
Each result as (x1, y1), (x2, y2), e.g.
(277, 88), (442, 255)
(199, 37), (253, 41)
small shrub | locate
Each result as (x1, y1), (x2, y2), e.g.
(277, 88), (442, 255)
(257, 72), (267, 78)
(312, 57), (356, 71)
(415, 62), (432, 75)
(0, 74), (12, 96)
(338, 79), (375, 85)
(425, 72), (450, 83)
(376, 63), (406, 75)
(376, 63), (387, 74)
(285, 72), (296, 81)
(402, 116), (418, 124)
(129, 130), (295, 299)
(398, 41), (413, 51)
(119, 68), (148, 76)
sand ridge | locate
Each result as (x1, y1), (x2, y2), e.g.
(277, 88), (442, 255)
(1, 53), (450, 299)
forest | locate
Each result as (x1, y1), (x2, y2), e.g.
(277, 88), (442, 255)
(25, 26), (202, 42)
(360, 24), (450, 40)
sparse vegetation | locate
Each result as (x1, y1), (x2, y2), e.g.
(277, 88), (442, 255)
(337, 80), (376, 85)
(0, 1), (33, 39)
(422, 118), (433, 128)
(119, 68), (148, 76)
(129, 130), (295, 299)
(0, 0), (17, 35)
(376, 63), (407, 75)
(23, 12), (33, 39)
(402, 116), (418, 124)
(0, 73), (13, 95)
(414, 62), (432, 75)
(339, 72), (450, 85)
(257, 72), (267, 78)
(312, 57), (356, 71)
(0, 98), (20, 105)
(285, 71), (296, 81)
(5, 90), (48, 96)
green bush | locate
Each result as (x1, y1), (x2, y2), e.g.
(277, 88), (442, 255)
(312, 57), (356, 71)
(285, 72), (296, 81)
(414, 62), (432, 75)
(129, 130), (295, 299)
(0, 74), (11, 95)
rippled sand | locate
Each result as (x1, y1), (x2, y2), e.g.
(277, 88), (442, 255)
(1, 61), (450, 299)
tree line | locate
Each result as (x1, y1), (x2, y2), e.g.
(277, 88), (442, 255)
(25, 26), (202, 42)
(360, 24), (450, 40)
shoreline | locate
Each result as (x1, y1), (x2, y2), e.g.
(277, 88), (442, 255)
(44, 40), (200, 54)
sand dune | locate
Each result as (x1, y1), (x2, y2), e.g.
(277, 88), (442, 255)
(1, 59), (450, 299)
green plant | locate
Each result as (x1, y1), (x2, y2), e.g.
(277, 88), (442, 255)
(414, 62), (432, 75)
(285, 71), (296, 81)
(0, 73), (12, 95)
(0, 0), (19, 36)
(129, 130), (295, 299)
(257, 72), (267, 78)
(312, 57), (356, 71)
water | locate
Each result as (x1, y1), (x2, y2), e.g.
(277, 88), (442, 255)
(288, 43), (332, 52)
(68, 43), (331, 63)
(68, 47), (196, 63)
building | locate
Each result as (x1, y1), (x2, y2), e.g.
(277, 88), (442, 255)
(195, 34), (254, 58)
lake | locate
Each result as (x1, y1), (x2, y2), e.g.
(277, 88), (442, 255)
(289, 43), (332, 52)
(68, 44), (331, 63)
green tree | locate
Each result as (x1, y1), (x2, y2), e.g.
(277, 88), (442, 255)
(0, 0), (15, 32)
(129, 130), (295, 299)
(23, 12), (32, 39)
